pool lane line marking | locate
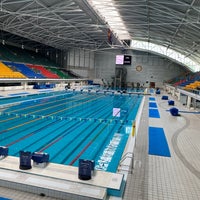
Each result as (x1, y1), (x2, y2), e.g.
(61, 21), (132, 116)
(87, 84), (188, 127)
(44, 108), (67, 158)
(6, 117), (41, 131)
(0, 91), (73, 107)
(5, 120), (58, 147)
(69, 111), (122, 165)
(1, 94), (103, 121)
(37, 101), (116, 157)
(38, 120), (89, 153)
(11, 105), (113, 155)
(27, 95), (100, 115)
(0, 130), (7, 134)
(11, 120), (84, 156)
(0, 94), (91, 125)
(38, 94), (127, 155)
(41, 95), (105, 116)
(0, 116), (19, 123)
(0, 94), (90, 122)
(7, 93), (89, 114)
(69, 96), (139, 165)
(2, 95), (137, 160)
(60, 123), (103, 164)
(0, 95), (105, 133)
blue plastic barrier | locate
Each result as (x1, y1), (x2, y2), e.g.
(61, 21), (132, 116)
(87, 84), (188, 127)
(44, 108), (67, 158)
(168, 100), (174, 106)
(169, 107), (179, 116)
(161, 95), (168, 100)
(33, 83), (55, 89)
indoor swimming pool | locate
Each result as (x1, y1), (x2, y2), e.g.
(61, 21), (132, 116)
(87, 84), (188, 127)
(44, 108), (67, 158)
(0, 90), (143, 173)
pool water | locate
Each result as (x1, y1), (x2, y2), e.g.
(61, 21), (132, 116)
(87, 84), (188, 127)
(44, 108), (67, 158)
(0, 90), (143, 172)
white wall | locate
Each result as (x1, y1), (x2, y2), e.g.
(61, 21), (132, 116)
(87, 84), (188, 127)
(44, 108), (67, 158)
(94, 50), (116, 84)
(64, 48), (95, 78)
(67, 48), (94, 69)
(63, 48), (188, 86)
(94, 50), (188, 87)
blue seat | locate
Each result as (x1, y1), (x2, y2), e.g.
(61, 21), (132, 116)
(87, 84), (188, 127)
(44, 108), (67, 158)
(3, 61), (45, 78)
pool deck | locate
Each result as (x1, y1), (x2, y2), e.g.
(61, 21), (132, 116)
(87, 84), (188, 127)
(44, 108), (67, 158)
(0, 89), (200, 199)
(0, 156), (124, 200)
(123, 92), (200, 200)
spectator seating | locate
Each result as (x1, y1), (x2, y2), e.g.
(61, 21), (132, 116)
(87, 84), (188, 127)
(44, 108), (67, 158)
(0, 44), (82, 80)
(3, 61), (44, 79)
(183, 81), (200, 90)
(0, 62), (26, 78)
(0, 44), (58, 67)
(27, 64), (60, 79)
(46, 67), (72, 79)
(167, 71), (200, 88)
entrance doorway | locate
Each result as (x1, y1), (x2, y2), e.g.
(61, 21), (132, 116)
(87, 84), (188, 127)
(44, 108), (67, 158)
(150, 82), (155, 88)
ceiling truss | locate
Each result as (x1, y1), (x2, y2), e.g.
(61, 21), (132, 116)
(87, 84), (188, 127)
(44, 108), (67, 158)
(0, 0), (200, 69)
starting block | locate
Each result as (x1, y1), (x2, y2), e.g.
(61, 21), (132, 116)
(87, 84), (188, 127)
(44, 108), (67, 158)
(32, 152), (49, 168)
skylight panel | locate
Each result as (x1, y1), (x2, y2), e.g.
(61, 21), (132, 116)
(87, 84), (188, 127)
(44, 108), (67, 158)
(131, 40), (200, 72)
(87, 0), (130, 40)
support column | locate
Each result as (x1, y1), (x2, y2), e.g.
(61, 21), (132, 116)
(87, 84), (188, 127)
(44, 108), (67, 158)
(172, 89), (175, 97)
(22, 82), (27, 90)
(177, 92), (181, 101)
(187, 96), (192, 108)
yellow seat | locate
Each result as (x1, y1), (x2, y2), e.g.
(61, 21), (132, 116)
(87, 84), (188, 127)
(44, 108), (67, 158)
(0, 62), (26, 78)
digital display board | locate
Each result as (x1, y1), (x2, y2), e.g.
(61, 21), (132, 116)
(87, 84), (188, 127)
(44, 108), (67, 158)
(115, 55), (124, 65)
(123, 55), (132, 65)
(115, 55), (132, 65)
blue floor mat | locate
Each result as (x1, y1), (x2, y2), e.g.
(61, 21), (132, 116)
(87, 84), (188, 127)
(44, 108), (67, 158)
(9, 92), (29, 96)
(148, 127), (171, 157)
(149, 97), (155, 101)
(149, 109), (160, 118)
(149, 102), (157, 108)
(0, 197), (12, 200)
(149, 89), (154, 94)
(38, 89), (53, 92)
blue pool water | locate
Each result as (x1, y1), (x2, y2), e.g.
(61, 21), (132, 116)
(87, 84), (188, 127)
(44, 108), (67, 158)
(0, 90), (143, 172)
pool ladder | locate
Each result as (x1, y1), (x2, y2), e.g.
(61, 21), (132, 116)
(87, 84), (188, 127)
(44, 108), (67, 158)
(118, 152), (134, 174)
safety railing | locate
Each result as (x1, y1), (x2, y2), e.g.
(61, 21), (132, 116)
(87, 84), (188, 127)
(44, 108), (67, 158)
(118, 152), (134, 174)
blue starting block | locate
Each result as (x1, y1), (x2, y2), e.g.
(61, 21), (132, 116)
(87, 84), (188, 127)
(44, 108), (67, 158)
(0, 146), (8, 159)
(78, 159), (95, 180)
(32, 152), (49, 168)
(162, 95), (168, 100)
(19, 151), (32, 170)
(168, 100), (174, 106)
(169, 107), (179, 116)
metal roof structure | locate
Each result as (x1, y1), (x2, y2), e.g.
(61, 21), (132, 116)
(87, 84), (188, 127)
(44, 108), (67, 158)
(0, 0), (200, 71)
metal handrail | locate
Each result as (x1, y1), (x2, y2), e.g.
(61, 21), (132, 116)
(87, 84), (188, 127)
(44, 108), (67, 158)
(118, 152), (134, 174)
